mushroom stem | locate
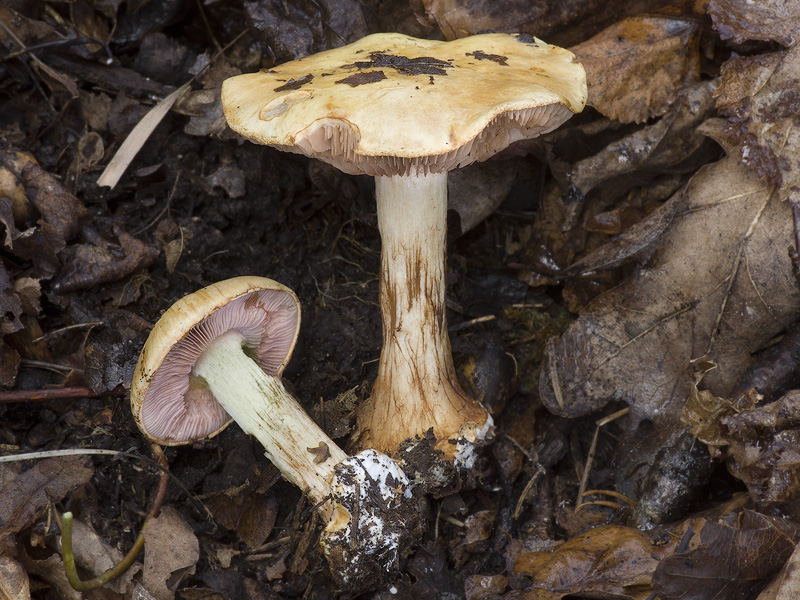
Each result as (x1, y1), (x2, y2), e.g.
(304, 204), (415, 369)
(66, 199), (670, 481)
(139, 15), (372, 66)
(358, 172), (490, 458)
(192, 330), (348, 506)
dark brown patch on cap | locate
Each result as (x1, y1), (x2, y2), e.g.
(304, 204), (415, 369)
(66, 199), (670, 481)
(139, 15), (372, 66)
(345, 52), (454, 76)
(516, 33), (538, 46)
(336, 70), (387, 87)
(274, 74), (314, 92)
(466, 50), (508, 65)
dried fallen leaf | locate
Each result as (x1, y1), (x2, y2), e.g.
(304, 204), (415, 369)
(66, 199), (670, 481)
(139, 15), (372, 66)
(512, 524), (676, 599)
(709, 0), (800, 47)
(681, 386), (758, 458)
(540, 153), (800, 491)
(757, 541), (800, 600)
(568, 79), (717, 200)
(0, 457), (93, 544)
(715, 47), (800, 200)
(54, 225), (158, 293)
(412, 0), (665, 46)
(141, 507), (199, 600)
(653, 510), (800, 600)
(97, 82), (190, 189)
(0, 555), (29, 600)
(207, 491), (277, 549)
(448, 159), (517, 237)
(721, 391), (800, 508)
(17, 549), (80, 600)
(0, 148), (89, 241)
(571, 13), (701, 123)
(0, 344), (19, 388)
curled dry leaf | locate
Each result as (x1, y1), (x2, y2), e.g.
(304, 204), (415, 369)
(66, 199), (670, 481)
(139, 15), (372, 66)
(540, 154), (800, 489)
(709, 0), (800, 47)
(653, 510), (800, 600)
(207, 491), (278, 549)
(0, 148), (89, 241)
(448, 159), (517, 237)
(568, 79), (718, 202)
(0, 555), (29, 600)
(721, 390), (800, 508)
(757, 541), (800, 600)
(412, 0), (666, 46)
(715, 47), (800, 199)
(570, 14), (701, 124)
(141, 506), (199, 600)
(512, 524), (679, 599)
(54, 225), (158, 293)
(680, 386), (758, 458)
(0, 457), (93, 544)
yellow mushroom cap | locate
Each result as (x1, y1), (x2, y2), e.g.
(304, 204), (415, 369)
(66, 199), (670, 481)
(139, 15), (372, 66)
(221, 32), (587, 176)
(131, 276), (301, 445)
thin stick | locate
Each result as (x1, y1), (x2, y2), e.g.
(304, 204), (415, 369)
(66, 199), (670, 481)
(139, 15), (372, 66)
(0, 386), (125, 404)
(575, 407), (630, 509)
(582, 488), (637, 507)
(514, 464), (545, 519)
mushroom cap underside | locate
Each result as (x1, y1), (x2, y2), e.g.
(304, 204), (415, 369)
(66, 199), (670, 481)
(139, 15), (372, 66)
(221, 32), (587, 176)
(131, 276), (301, 445)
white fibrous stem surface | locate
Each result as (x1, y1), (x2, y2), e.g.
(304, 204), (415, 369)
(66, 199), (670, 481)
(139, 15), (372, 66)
(321, 449), (416, 586)
(357, 171), (490, 458)
(192, 330), (347, 506)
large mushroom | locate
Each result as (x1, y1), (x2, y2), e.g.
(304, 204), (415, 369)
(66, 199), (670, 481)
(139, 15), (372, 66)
(221, 33), (587, 461)
(130, 276), (418, 588)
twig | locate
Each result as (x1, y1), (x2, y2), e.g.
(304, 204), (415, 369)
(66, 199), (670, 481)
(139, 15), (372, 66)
(575, 407), (630, 509)
(0, 386), (125, 404)
(513, 464), (545, 519)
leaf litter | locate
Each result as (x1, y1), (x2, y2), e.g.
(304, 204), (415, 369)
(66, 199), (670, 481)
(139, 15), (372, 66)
(3, 0), (800, 598)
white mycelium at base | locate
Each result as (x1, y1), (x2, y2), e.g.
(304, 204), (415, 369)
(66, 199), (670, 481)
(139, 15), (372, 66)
(321, 449), (415, 585)
(454, 414), (495, 471)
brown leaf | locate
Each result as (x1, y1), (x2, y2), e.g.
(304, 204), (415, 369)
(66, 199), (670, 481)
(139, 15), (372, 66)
(714, 48), (800, 198)
(681, 386), (757, 458)
(17, 549), (80, 600)
(653, 510), (800, 600)
(412, 0), (667, 47)
(448, 159), (517, 237)
(571, 14), (701, 123)
(540, 154), (800, 489)
(0, 262), (23, 336)
(141, 506), (199, 600)
(757, 541), (800, 600)
(568, 79), (717, 199)
(464, 574), (508, 600)
(513, 524), (675, 599)
(709, 0), (800, 47)
(0, 344), (20, 388)
(54, 226), (158, 293)
(208, 492), (278, 549)
(0, 148), (89, 241)
(0, 457), (93, 544)
(721, 391), (800, 507)
(0, 555), (29, 600)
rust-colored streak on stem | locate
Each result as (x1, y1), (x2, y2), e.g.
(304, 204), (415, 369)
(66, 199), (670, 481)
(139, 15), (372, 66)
(357, 172), (488, 458)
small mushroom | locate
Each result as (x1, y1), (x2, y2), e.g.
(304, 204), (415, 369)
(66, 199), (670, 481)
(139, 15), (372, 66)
(221, 33), (587, 462)
(130, 276), (417, 588)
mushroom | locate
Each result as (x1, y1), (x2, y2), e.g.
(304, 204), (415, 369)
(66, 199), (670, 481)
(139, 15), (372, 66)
(220, 33), (587, 461)
(130, 276), (418, 588)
